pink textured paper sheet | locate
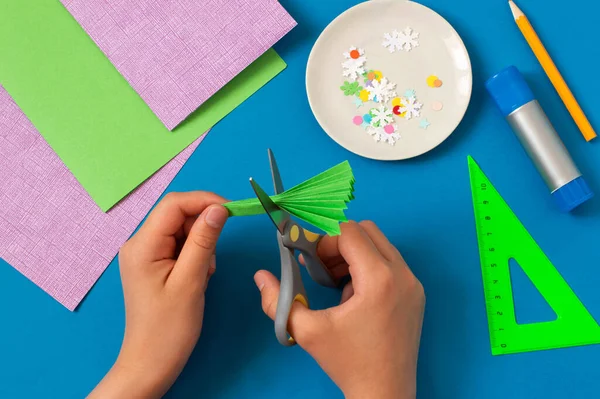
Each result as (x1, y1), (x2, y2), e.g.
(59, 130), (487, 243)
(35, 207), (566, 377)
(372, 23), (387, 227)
(0, 86), (204, 310)
(60, 0), (296, 130)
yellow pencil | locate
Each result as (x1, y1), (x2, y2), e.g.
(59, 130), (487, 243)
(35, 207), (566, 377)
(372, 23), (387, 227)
(509, 0), (596, 142)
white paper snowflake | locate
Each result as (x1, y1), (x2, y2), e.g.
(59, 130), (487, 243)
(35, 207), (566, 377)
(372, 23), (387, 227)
(370, 106), (394, 127)
(366, 78), (397, 103)
(342, 46), (367, 81)
(343, 46), (365, 60)
(399, 96), (423, 120)
(342, 60), (366, 81)
(382, 27), (420, 53)
(367, 124), (401, 145)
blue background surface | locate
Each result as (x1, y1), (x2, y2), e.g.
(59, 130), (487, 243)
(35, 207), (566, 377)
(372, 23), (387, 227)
(1, 0), (599, 397)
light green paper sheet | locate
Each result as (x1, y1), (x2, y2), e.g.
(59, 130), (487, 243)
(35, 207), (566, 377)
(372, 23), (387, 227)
(224, 161), (355, 236)
(0, 1), (286, 211)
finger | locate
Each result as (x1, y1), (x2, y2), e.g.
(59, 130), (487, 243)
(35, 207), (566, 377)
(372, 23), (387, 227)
(298, 236), (345, 267)
(254, 270), (325, 345)
(183, 216), (199, 236)
(298, 254), (349, 279)
(338, 221), (387, 280)
(204, 255), (217, 291)
(174, 216), (197, 242)
(298, 247), (343, 266)
(139, 192), (226, 239)
(207, 254), (217, 278)
(328, 262), (350, 279)
(315, 235), (344, 264)
(358, 221), (405, 264)
(170, 205), (228, 287)
(174, 216), (200, 248)
(340, 281), (354, 304)
(210, 253), (217, 273)
(304, 224), (391, 268)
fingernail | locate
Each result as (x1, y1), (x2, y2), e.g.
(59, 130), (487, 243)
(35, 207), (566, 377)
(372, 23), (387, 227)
(205, 206), (228, 229)
(254, 273), (265, 292)
(210, 254), (216, 271)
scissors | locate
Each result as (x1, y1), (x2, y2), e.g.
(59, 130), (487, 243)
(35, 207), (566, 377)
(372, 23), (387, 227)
(250, 149), (338, 346)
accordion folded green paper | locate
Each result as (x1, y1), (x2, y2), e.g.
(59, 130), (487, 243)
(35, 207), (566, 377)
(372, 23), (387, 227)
(225, 162), (355, 236)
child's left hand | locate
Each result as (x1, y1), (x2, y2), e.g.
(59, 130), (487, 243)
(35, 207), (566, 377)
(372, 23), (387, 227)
(89, 191), (229, 399)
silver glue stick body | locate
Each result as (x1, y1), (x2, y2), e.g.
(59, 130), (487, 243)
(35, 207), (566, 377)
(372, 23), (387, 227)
(486, 66), (593, 212)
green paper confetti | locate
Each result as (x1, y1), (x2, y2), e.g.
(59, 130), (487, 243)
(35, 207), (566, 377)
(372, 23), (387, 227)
(224, 161), (355, 236)
(340, 81), (363, 96)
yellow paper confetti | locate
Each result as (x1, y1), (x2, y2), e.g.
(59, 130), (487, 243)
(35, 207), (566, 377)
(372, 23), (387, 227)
(427, 75), (438, 87)
(359, 89), (370, 102)
(427, 75), (443, 88)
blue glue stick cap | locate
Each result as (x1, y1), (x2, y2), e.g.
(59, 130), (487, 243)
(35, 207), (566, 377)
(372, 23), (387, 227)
(485, 66), (535, 117)
(553, 176), (594, 212)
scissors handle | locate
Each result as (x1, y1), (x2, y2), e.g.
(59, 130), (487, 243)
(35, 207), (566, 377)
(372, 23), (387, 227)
(275, 233), (308, 346)
(275, 221), (338, 346)
(281, 221), (337, 288)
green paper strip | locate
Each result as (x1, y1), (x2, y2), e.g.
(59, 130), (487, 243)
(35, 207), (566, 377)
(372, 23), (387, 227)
(223, 201), (268, 217)
(284, 207), (344, 236)
(284, 162), (353, 194)
(285, 204), (348, 222)
(277, 199), (348, 209)
(224, 161), (355, 235)
(0, 1), (286, 211)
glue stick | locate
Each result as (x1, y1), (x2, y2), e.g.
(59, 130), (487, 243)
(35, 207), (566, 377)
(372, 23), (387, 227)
(485, 66), (593, 212)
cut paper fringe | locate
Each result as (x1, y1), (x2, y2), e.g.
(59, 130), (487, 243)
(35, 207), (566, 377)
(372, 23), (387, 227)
(224, 161), (355, 236)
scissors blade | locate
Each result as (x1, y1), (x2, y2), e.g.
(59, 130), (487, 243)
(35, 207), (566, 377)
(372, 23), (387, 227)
(268, 149), (285, 195)
(249, 177), (288, 234)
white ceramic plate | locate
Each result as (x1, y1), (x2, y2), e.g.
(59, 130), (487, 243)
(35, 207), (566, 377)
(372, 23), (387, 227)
(306, 0), (472, 160)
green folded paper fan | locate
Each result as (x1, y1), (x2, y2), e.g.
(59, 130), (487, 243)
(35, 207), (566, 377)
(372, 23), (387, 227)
(224, 161), (355, 236)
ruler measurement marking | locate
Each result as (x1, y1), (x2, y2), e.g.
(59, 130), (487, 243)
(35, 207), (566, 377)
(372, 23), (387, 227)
(474, 172), (512, 353)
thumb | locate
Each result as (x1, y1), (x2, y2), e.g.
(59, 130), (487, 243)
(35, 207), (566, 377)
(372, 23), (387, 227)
(172, 204), (228, 286)
(254, 270), (328, 346)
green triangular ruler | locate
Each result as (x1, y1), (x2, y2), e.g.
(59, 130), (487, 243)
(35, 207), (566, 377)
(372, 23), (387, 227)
(468, 156), (600, 355)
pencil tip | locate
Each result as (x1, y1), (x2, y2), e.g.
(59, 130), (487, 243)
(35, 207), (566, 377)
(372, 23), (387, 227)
(509, 0), (524, 19)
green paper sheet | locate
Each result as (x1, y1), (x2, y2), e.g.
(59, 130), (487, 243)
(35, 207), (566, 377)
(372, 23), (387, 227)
(224, 161), (355, 236)
(0, 1), (286, 211)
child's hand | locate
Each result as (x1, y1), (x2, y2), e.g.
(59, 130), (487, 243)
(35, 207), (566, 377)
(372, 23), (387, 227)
(254, 221), (425, 399)
(89, 192), (229, 399)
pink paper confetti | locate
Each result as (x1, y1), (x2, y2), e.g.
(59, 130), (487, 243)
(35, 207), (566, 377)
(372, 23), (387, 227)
(0, 86), (204, 310)
(352, 116), (364, 125)
(60, 0), (297, 130)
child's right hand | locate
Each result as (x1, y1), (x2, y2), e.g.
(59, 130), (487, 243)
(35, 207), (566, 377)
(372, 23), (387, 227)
(254, 221), (425, 399)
